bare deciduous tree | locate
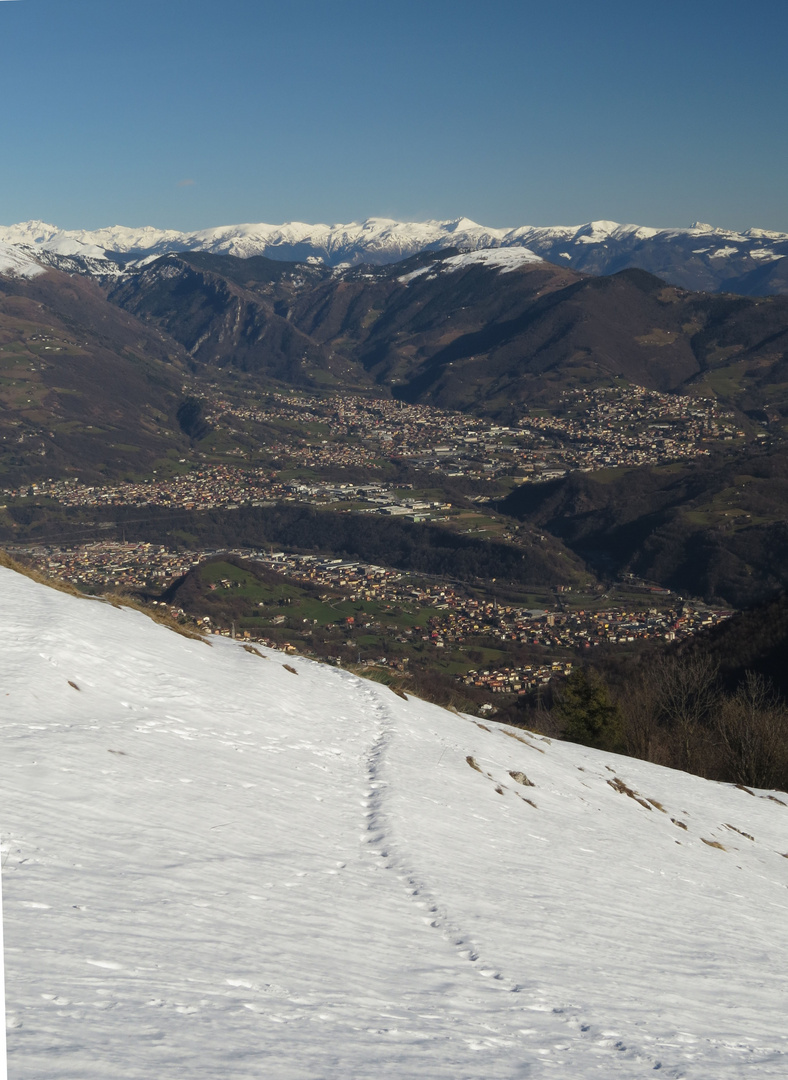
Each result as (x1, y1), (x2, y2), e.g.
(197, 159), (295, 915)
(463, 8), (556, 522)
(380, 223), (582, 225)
(715, 671), (788, 789)
(624, 654), (720, 775)
(620, 670), (662, 763)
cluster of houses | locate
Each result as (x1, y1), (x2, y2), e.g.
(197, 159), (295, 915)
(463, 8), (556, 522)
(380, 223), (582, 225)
(462, 660), (574, 695)
(422, 599), (732, 651)
(8, 466), (281, 510)
(13, 541), (198, 589)
(514, 385), (742, 476)
(7, 382), (746, 513)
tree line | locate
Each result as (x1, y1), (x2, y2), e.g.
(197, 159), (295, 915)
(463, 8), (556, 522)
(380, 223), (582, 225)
(550, 655), (788, 791)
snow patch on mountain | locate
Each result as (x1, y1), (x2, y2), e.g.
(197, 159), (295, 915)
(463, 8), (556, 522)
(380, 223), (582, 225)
(4, 564), (788, 1079)
(399, 246), (543, 283)
(750, 248), (784, 261)
(0, 241), (46, 279)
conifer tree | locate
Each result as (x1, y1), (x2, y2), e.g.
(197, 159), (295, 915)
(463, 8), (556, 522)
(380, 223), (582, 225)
(556, 667), (621, 751)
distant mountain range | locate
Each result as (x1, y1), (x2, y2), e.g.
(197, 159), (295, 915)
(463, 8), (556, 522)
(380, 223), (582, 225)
(1, 215), (787, 295)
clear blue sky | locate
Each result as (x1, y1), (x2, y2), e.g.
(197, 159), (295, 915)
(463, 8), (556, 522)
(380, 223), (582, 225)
(1, 0), (786, 232)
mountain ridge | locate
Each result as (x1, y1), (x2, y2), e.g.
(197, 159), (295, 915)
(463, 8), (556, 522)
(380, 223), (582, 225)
(105, 248), (788, 421)
(2, 215), (787, 294)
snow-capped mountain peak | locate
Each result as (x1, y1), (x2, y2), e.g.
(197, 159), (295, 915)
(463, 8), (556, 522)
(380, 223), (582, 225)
(1, 215), (786, 294)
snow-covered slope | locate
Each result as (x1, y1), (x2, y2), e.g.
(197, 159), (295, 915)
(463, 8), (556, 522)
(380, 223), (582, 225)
(4, 566), (788, 1078)
(398, 246), (544, 282)
(0, 237), (120, 281)
(0, 242), (46, 280)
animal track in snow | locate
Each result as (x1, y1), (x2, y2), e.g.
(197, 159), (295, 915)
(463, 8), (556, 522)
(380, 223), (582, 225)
(356, 682), (519, 994)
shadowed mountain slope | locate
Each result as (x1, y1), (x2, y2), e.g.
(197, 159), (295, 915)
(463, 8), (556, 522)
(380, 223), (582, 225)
(107, 252), (788, 420)
(0, 268), (191, 484)
(498, 446), (788, 607)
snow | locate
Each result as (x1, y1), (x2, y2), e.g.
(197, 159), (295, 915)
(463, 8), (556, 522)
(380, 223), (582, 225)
(0, 814), (5, 1080)
(743, 228), (788, 240)
(399, 247), (543, 283)
(1, 217), (786, 273)
(37, 236), (108, 260)
(750, 249), (784, 261)
(439, 247), (543, 271)
(3, 565), (788, 1078)
(0, 242), (45, 280)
